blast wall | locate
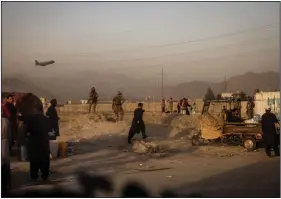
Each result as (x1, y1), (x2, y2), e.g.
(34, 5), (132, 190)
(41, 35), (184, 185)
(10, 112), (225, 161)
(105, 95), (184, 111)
(52, 101), (249, 118)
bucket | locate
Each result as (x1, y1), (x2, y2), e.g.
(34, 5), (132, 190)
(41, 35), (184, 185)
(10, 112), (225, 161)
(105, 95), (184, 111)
(19, 145), (28, 162)
(253, 114), (261, 123)
(67, 141), (73, 156)
(49, 140), (58, 158)
(58, 141), (68, 158)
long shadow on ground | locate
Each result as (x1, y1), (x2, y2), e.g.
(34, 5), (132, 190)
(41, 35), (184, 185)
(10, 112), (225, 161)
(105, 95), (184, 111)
(173, 157), (280, 198)
(10, 122), (199, 190)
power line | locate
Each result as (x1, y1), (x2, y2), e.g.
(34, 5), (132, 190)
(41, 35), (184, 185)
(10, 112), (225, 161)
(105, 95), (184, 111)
(69, 22), (279, 55)
(95, 36), (278, 65)
(111, 48), (279, 71)
(57, 35), (278, 67)
(26, 22), (279, 57)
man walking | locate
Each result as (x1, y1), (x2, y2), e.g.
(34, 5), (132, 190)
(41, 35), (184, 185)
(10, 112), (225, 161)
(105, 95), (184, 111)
(261, 106), (280, 158)
(128, 103), (148, 144)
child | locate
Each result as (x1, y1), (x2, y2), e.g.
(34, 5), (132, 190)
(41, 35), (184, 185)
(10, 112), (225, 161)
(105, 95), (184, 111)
(128, 103), (148, 144)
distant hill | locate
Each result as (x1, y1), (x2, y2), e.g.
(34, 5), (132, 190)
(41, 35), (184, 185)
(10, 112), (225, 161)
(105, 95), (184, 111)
(163, 71), (280, 99)
(2, 70), (156, 103)
(2, 78), (55, 100)
(2, 71), (279, 102)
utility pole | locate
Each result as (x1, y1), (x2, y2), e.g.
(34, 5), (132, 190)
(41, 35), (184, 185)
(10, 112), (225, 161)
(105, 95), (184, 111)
(224, 76), (227, 92)
(161, 68), (164, 99)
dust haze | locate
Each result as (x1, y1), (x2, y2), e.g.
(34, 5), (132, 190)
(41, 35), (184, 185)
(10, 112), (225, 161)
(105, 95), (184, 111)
(2, 2), (280, 100)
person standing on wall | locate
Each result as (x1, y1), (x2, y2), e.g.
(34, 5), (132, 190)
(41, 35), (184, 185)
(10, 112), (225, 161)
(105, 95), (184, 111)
(261, 106), (280, 158)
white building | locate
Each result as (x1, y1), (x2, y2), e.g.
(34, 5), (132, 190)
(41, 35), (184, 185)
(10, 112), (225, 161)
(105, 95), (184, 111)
(254, 91), (280, 119)
(221, 92), (233, 98)
(80, 100), (88, 104)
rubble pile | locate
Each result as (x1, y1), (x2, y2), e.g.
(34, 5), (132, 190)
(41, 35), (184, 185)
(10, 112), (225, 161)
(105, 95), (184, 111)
(170, 115), (200, 129)
(161, 114), (200, 139)
(132, 140), (168, 154)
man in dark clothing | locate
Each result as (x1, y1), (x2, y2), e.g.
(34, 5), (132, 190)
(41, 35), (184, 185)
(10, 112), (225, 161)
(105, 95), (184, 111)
(46, 99), (60, 138)
(128, 103), (148, 144)
(20, 104), (54, 181)
(261, 106), (280, 157)
(228, 109), (242, 123)
(3, 94), (18, 150)
(177, 98), (183, 114)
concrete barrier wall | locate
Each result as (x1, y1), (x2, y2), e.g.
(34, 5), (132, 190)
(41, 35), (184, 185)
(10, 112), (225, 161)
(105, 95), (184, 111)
(53, 101), (248, 118)
(55, 102), (164, 114)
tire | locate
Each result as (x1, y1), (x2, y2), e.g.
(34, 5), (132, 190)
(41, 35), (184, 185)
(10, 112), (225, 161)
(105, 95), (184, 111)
(192, 134), (205, 146)
(242, 137), (257, 152)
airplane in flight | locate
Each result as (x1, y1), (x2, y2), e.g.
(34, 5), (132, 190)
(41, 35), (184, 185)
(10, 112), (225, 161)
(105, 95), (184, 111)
(35, 60), (55, 67)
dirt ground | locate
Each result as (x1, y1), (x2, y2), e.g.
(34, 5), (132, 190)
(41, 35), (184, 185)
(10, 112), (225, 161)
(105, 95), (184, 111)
(9, 112), (280, 197)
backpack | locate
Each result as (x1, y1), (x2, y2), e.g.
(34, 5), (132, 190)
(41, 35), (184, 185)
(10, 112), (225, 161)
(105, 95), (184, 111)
(114, 96), (122, 105)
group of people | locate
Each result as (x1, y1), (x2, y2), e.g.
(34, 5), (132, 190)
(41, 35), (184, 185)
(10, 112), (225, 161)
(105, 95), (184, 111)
(220, 97), (255, 122)
(161, 97), (194, 115)
(1, 94), (61, 191)
(88, 86), (146, 144)
(219, 99), (280, 158)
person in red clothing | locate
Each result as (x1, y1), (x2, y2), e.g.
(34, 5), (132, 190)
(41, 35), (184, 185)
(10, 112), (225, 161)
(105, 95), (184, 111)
(3, 95), (18, 150)
(180, 98), (191, 115)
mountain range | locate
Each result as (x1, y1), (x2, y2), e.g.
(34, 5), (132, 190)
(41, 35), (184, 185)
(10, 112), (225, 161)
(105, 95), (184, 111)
(2, 71), (279, 103)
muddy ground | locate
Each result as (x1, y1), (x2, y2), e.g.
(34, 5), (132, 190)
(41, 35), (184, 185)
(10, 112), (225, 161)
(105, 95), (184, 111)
(9, 112), (280, 197)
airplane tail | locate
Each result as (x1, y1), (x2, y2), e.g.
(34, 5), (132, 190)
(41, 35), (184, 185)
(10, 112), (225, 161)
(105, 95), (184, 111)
(35, 60), (39, 65)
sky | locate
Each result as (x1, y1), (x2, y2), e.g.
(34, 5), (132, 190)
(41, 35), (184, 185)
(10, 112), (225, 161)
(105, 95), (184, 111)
(2, 1), (280, 84)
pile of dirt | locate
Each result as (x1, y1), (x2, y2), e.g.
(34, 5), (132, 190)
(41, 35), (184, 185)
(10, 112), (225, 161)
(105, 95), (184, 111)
(160, 113), (180, 125)
(59, 113), (130, 142)
(132, 140), (168, 154)
(199, 112), (224, 139)
(170, 115), (200, 129)
(166, 115), (200, 139)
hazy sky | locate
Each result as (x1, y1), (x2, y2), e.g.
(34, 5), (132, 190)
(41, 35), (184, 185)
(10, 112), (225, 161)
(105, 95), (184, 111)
(2, 1), (280, 84)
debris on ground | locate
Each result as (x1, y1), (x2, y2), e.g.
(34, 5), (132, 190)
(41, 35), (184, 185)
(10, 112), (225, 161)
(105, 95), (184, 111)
(132, 140), (168, 154)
